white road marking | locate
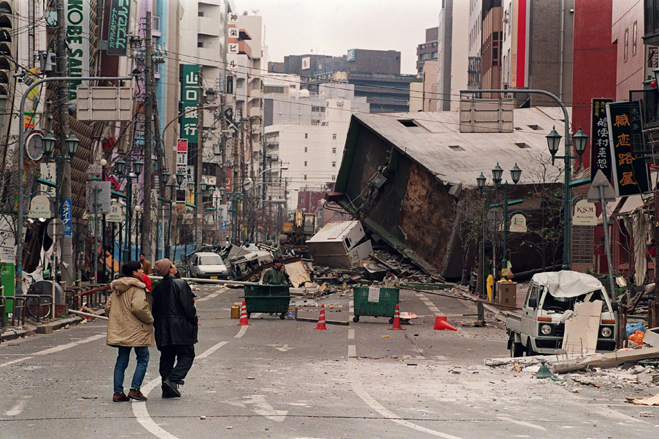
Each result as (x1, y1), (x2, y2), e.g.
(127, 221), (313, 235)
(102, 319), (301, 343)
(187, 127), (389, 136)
(135, 338), (232, 438)
(348, 345), (462, 439)
(196, 289), (226, 302)
(243, 394), (288, 422)
(496, 415), (546, 431)
(415, 292), (441, 314)
(6, 396), (31, 416)
(196, 341), (229, 359)
(348, 328), (355, 340)
(265, 343), (293, 352)
(235, 325), (248, 338)
(1, 333), (105, 367)
(0, 357), (33, 368)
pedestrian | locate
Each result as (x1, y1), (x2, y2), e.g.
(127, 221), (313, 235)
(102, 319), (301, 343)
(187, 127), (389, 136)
(152, 259), (198, 398)
(262, 260), (290, 285)
(105, 260), (155, 402)
(140, 252), (152, 275)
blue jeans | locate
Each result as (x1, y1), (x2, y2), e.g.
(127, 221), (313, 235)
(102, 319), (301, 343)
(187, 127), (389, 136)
(113, 346), (150, 394)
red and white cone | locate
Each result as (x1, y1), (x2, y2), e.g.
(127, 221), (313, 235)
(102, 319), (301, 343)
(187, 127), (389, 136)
(388, 304), (405, 330)
(237, 300), (251, 326)
(314, 304), (328, 330)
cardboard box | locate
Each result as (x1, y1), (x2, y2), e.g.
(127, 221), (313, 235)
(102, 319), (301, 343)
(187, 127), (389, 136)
(497, 282), (516, 306)
(231, 305), (240, 319)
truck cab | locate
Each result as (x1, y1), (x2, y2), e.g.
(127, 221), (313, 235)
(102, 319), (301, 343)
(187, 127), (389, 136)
(507, 271), (617, 356)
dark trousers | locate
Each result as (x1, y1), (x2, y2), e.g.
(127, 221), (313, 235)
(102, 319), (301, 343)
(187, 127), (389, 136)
(159, 344), (195, 383)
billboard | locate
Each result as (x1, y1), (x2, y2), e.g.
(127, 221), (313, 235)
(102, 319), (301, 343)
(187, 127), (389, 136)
(179, 65), (200, 143)
(66, 0), (90, 100)
(107, 0), (131, 56)
(510, 0), (529, 88)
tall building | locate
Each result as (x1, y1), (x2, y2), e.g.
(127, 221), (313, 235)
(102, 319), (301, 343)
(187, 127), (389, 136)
(416, 27), (438, 75)
(437, 0), (469, 111)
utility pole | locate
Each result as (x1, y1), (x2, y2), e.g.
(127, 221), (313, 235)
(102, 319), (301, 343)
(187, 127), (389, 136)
(142, 12), (153, 261)
(195, 72), (203, 249)
(57, 0), (73, 289)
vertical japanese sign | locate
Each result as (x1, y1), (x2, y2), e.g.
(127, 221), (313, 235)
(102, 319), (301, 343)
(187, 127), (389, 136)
(606, 101), (650, 197)
(179, 64), (199, 143)
(590, 98), (613, 182)
(66, 0), (90, 101)
(61, 199), (73, 238)
(511, 0), (529, 88)
(176, 139), (188, 203)
(107, 0), (131, 56)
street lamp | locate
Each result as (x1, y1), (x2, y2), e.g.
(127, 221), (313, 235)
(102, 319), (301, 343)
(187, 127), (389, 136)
(546, 126), (589, 269)
(114, 159), (142, 263)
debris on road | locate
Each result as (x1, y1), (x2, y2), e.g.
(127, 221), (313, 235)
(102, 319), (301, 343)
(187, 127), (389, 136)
(626, 394), (659, 406)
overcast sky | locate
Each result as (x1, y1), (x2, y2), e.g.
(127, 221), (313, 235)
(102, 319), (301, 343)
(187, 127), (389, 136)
(235, 0), (440, 75)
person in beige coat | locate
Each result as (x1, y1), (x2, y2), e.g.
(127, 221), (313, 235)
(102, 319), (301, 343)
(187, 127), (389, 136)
(105, 260), (155, 402)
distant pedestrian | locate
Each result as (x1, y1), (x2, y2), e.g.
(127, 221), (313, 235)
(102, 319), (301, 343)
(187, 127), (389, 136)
(262, 260), (290, 285)
(140, 253), (152, 275)
(152, 259), (198, 398)
(105, 260), (155, 402)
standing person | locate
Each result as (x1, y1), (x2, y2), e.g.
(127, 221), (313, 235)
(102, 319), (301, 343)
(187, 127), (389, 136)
(262, 260), (290, 285)
(152, 259), (198, 398)
(105, 261), (155, 402)
(140, 253), (152, 275)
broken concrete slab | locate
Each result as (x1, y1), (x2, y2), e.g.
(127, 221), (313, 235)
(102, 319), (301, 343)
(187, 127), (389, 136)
(626, 393), (659, 406)
(552, 346), (659, 374)
(562, 300), (602, 355)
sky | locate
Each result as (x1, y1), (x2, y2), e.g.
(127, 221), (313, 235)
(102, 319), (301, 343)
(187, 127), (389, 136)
(235, 0), (440, 75)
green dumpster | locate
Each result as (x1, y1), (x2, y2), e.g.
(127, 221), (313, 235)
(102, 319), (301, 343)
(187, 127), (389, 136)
(352, 286), (399, 323)
(243, 285), (290, 319)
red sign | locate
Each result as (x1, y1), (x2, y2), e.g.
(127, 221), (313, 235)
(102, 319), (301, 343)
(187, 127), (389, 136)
(177, 139), (188, 152)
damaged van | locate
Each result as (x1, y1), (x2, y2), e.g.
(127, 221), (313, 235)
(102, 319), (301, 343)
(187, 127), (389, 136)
(506, 271), (617, 357)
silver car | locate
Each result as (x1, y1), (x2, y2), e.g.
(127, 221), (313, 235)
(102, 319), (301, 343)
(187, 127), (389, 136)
(189, 252), (229, 279)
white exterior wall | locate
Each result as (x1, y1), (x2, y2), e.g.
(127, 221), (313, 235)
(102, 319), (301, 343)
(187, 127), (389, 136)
(450, 0), (470, 111)
(501, 0), (513, 91)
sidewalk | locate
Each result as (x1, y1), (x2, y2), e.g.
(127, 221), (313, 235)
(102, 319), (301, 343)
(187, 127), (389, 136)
(1, 315), (84, 343)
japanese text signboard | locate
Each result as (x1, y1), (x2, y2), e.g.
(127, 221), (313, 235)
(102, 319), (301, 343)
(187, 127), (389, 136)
(179, 64), (199, 143)
(107, 0), (130, 56)
(606, 101), (650, 197)
(590, 98), (613, 182)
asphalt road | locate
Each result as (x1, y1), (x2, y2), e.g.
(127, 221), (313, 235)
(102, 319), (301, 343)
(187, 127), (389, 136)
(1, 285), (657, 438)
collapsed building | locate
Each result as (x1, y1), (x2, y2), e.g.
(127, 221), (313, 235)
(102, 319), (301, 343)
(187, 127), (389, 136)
(330, 104), (570, 280)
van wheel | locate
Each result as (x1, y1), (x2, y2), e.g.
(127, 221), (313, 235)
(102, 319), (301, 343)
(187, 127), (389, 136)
(510, 335), (523, 358)
(526, 342), (535, 357)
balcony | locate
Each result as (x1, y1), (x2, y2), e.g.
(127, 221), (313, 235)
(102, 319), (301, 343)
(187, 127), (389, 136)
(198, 16), (220, 37)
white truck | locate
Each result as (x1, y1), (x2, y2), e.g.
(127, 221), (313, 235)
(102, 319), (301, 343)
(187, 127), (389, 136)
(506, 271), (617, 357)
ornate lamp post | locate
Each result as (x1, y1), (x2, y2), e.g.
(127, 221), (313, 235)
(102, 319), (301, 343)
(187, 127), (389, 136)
(114, 158), (143, 263)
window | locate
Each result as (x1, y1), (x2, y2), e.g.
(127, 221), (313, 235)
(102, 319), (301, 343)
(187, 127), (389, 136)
(198, 11), (204, 17)
(633, 21), (637, 56)
(300, 197), (305, 204)
(304, 175), (307, 180)
(305, 133), (308, 139)
(332, 161), (336, 167)
(332, 147), (336, 154)
(448, 145), (464, 151)
(332, 134), (337, 140)
(332, 175), (336, 181)
(197, 41), (203, 48)
(304, 147), (308, 153)
(624, 28), (629, 62)
(304, 161), (307, 167)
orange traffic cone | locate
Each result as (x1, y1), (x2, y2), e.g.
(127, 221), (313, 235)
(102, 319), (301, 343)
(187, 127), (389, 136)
(433, 316), (457, 331)
(388, 304), (405, 330)
(237, 300), (251, 326)
(314, 304), (328, 330)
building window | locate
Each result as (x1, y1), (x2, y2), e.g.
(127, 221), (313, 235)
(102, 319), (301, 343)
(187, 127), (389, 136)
(198, 11), (204, 17)
(331, 175), (336, 181)
(332, 147), (336, 154)
(305, 133), (308, 139)
(624, 28), (629, 62)
(304, 161), (307, 166)
(304, 175), (307, 180)
(304, 147), (308, 152)
(633, 21), (637, 56)
(332, 134), (337, 140)
(198, 41), (203, 48)
(332, 161), (336, 167)
(300, 197), (305, 204)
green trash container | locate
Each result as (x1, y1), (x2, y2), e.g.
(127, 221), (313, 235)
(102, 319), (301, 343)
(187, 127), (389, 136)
(352, 286), (399, 323)
(243, 285), (290, 319)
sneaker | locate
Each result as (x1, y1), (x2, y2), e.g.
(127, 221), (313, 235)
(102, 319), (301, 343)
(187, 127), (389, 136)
(113, 392), (130, 402)
(162, 379), (181, 398)
(162, 385), (177, 398)
(128, 388), (147, 401)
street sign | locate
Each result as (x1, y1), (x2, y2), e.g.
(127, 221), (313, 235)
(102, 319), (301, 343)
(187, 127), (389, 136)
(47, 218), (65, 240)
(28, 194), (53, 218)
(106, 202), (123, 223)
(573, 199), (597, 226)
(509, 214), (527, 232)
(222, 221), (227, 230)
(587, 170), (616, 203)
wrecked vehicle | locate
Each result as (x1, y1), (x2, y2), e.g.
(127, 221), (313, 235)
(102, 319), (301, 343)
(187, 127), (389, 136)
(306, 220), (372, 269)
(506, 271), (617, 357)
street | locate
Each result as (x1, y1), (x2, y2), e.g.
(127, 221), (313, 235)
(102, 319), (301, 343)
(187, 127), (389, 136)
(1, 285), (658, 439)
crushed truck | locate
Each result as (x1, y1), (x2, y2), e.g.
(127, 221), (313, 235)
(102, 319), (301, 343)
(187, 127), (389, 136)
(506, 270), (617, 357)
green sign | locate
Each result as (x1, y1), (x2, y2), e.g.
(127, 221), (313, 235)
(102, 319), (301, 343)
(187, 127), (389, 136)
(179, 64), (199, 143)
(606, 101), (650, 197)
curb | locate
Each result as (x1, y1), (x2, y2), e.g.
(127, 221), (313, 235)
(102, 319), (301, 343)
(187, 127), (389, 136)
(1, 315), (84, 342)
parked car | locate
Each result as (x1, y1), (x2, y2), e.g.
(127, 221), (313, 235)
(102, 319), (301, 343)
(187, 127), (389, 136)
(506, 270), (617, 357)
(188, 252), (229, 279)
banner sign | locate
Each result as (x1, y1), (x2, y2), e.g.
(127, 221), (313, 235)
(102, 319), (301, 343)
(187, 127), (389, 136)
(61, 199), (73, 238)
(590, 98), (613, 182)
(606, 101), (651, 197)
(107, 0), (131, 56)
(179, 65), (199, 143)
(66, 0), (90, 100)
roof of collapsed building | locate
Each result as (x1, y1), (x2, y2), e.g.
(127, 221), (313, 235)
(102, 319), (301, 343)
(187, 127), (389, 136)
(350, 106), (566, 188)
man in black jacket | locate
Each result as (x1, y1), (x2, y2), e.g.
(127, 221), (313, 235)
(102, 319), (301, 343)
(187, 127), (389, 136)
(152, 259), (198, 398)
